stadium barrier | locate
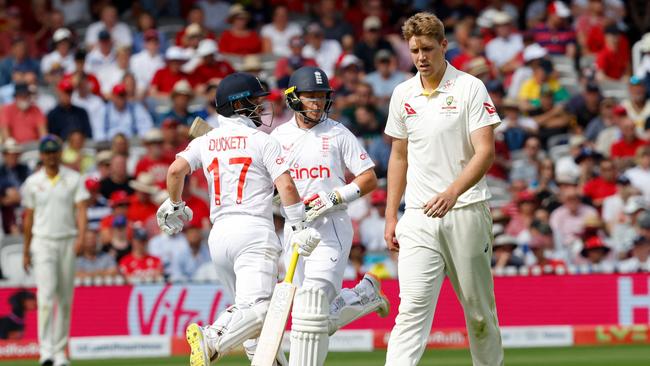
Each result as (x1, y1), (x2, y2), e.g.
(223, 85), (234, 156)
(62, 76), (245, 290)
(1, 274), (648, 360)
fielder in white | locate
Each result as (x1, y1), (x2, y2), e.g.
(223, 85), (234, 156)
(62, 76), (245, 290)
(22, 135), (89, 366)
(156, 73), (320, 366)
(271, 66), (389, 366)
(383, 13), (504, 366)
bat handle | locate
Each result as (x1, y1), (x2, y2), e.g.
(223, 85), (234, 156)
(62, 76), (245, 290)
(283, 246), (300, 284)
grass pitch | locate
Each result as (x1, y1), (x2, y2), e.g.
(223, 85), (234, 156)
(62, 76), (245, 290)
(5, 344), (649, 365)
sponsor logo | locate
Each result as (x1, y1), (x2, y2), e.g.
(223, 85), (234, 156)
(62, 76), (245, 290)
(275, 157), (285, 165)
(321, 136), (330, 155)
(360, 153), (368, 160)
(70, 336), (170, 359)
(290, 164), (331, 180)
(594, 325), (649, 344)
(618, 277), (650, 325)
(0, 341), (39, 359)
(330, 257), (338, 263)
(446, 96), (454, 106)
(442, 79), (454, 91)
(404, 103), (417, 116)
(483, 102), (496, 115)
(282, 144), (293, 151)
(314, 71), (323, 85)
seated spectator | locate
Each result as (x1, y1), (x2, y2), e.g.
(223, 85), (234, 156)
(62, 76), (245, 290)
(451, 27), (486, 72)
(150, 46), (191, 97)
(65, 49), (101, 97)
(315, 0), (353, 42)
(596, 104), (627, 158)
(160, 119), (185, 158)
(526, 221), (566, 269)
(99, 155), (133, 200)
(610, 117), (648, 166)
(496, 98), (536, 151)
(575, 0), (607, 55)
(602, 176), (637, 231)
(625, 146), (650, 202)
(161, 80), (207, 126)
(135, 129), (173, 185)
(72, 72), (106, 137)
(365, 50), (410, 109)
(97, 46), (131, 99)
(261, 5), (302, 57)
(618, 236), (650, 273)
(105, 214), (132, 262)
(96, 83), (153, 141)
(190, 39), (235, 93)
(85, 177), (111, 232)
(565, 81), (602, 130)
(196, 1), (230, 33)
(85, 30), (116, 76)
(119, 228), (163, 282)
(131, 11), (168, 54)
(0, 6), (38, 58)
(0, 64), (37, 105)
(84, 4), (132, 49)
(485, 11), (523, 75)
(127, 173), (160, 224)
(47, 79), (92, 140)
(532, 1), (576, 57)
(610, 196), (647, 257)
(0, 139), (28, 234)
(76, 230), (118, 279)
(491, 234), (524, 269)
(303, 23), (342, 77)
(359, 189), (387, 252)
(595, 25), (630, 82)
(620, 77), (650, 134)
(354, 16), (394, 74)
(0, 83), (46, 143)
(170, 223), (211, 282)
(218, 4), (262, 55)
(0, 36), (39, 86)
(259, 89), (293, 133)
(582, 159), (617, 207)
(130, 30), (165, 98)
(341, 82), (384, 127)
(550, 188), (599, 258)
(41, 28), (76, 78)
(61, 130), (94, 173)
(531, 86), (572, 148)
(343, 244), (366, 281)
(579, 236), (613, 269)
(149, 228), (190, 278)
(510, 136), (543, 185)
(506, 191), (538, 238)
(519, 59), (570, 111)
(93, 150), (113, 180)
(274, 35), (318, 89)
(585, 97), (616, 142)
(575, 147), (603, 188)
(507, 43), (547, 100)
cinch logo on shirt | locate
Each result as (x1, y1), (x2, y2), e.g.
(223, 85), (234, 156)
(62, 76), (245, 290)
(404, 103), (417, 116)
(483, 102), (497, 115)
(290, 164), (331, 180)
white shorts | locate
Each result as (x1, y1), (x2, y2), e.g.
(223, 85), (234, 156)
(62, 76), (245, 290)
(209, 215), (282, 305)
(282, 210), (353, 301)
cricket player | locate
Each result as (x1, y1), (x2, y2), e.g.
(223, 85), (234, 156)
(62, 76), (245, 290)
(271, 66), (388, 366)
(383, 13), (504, 366)
(157, 72), (320, 366)
(22, 135), (89, 366)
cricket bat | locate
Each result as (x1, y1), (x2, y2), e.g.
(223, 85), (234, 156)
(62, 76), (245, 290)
(189, 116), (214, 138)
(251, 247), (301, 366)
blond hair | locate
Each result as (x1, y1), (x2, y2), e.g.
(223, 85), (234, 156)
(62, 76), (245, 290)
(402, 12), (445, 42)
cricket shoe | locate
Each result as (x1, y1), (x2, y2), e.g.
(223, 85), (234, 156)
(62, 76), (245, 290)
(186, 323), (218, 365)
(360, 273), (390, 318)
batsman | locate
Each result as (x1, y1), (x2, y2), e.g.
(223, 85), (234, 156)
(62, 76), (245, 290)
(156, 72), (320, 366)
(271, 66), (389, 366)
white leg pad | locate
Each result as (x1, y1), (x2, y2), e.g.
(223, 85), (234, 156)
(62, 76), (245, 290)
(204, 301), (268, 356)
(328, 275), (386, 335)
(288, 287), (329, 366)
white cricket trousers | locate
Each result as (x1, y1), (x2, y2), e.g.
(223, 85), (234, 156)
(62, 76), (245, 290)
(385, 202), (504, 366)
(31, 236), (76, 361)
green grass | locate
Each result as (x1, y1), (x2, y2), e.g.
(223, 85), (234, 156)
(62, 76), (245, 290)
(5, 345), (650, 365)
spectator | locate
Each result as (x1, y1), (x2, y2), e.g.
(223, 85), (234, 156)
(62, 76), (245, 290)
(507, 43), (547, 100)
(485, 11), (523, 74)
(52, 0), (90, 26)
(331, 55), (363, 108)
(575, 0), (607, 55)
(0, 37), (39, 86)
(510, 136), (543, 185)
(97, 46), (131, 98)
(638, 211), (650, 242)
(65, 49), (102, 97)
(40, 28), (76, 79)
(625, 146), (650, 201)
(451, 26), (487, 73)
(85, 30), (116, 76)
(585, 97), (616, 142)
(595, 25), (630, 82)
(0, 7), (38, 58)
(582, 158), (618, 207)
(131, 12), (168, 54)
(274, 35), (318, 88)
(354, 16), (393, 74)
(316, 0), (354, 42)
(0, 64), (38, 105)
(71, 72), (106, 138)
(302, 23), (342, 77)
(173, 6), (218, 46)
(130, 30), (165, 98)
(367, 133), (391, 179)
(0, 83), (46, 143)
(99, 155), (133, 200)
(84, 4), (133, 49)
(519, 59), (570, 111)
(93, 150), (113, 181)
(150, 46), (191, 97)
(532, 85), (573, 148)
(178, 24), (205, 70)
(161, 80), (206, 126)
(149, 229), (189, 278)
(160, 119), (185, 158)
(602, 175), (637, 231)
(550, 187), (599, 254)
(104, 213), (131, 262)
(580, 236), (613, 268)
(596, 104), (627, 157)
(527, 221), (566, 269)
(218, 4), (262, 55)
(196, 0), (231, 33)
(97, 83), (153, 141)
(169, 223), (211, 282)
(565, 81), (602, 129)
(575, 147), (603, 188)
(365, 50), (410, 107)
(496, 98), (536, 151)
(532, 1), (576, 57)
(261, 5), (302, 57)
(491, 234), (524, 269)
(359, 189), (387, 252)
(61, 130), (94, 173)
(85, 177), (111, 232)
(618, 236), (650, 273)
(610, 196), (646, 257)
(610, 117), (648, 165)
(259, 89), (292, 133)
(620, 76), (650, 134)
(0, 139), (28, 234)
(75, 230), (118, 279)
(341, 82), (383, 126)
(506, 191), (538, 238)
(47, 79), (92, 140)
(190, 39), (235, 92)
(127, 173), (160, 224)
(119, 227), (163, 282)
(134, 128), (173, 186)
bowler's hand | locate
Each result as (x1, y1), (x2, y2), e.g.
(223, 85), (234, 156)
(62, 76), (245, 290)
(23, 252), (31, 274)
(423, 190), (458, 218)
(384, 219), (399, 252)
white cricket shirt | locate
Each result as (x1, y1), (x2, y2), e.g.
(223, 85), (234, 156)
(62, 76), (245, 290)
(22, 166), (90, 239)
(271, 117), (375, 203)
(178, 115), (289, 223)
(384, 62), (501, 210)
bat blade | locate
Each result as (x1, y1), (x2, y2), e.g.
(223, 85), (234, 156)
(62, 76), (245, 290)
(251, 282), (296, 366)
(188, 117), (214, 138)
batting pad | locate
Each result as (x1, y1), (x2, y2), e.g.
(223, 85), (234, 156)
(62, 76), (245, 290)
(289, 287), (329, 366)
(209, 301), (268, 356)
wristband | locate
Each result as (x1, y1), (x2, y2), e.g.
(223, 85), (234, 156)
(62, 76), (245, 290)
(334, 182), (361, 203)
(283, 201), (305, 225)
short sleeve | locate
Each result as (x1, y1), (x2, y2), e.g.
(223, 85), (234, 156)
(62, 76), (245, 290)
(469, 81), (501, 133)
(384, 86), (407, 139)
(21, 179), (35, 209)
(262, 135), (289, 181)
(176, 136), (204, 172)
(340, 129), (375, 176)
(75, 175), (91, 203)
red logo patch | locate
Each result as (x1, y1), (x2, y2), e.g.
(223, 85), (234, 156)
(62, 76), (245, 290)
(404, 103), (417, 115)
(360, 153), (368, 160)
(483, 102), (496, 115)
(275, 157), (285, 165)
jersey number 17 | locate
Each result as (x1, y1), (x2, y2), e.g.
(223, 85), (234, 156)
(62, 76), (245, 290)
(207, 156), (252, 205)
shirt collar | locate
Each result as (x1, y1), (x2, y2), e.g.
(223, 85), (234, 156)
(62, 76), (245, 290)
(413, 61), (458, 96)
(219, 114), (257, 129)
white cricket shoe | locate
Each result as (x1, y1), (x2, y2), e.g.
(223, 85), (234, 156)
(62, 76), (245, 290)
(186, 323), (217, 365)
(360, 273), (390, 317)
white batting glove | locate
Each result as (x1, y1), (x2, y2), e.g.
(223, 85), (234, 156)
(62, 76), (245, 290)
(292, 227), (321, 257)
(156, 198), (193, 235)
(304, 191), (342, 223)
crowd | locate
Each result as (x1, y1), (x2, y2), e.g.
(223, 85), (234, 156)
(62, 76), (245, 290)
(1, 0), (650, 285)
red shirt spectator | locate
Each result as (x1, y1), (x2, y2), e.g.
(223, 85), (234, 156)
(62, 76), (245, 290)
(218, 5), (262, 55)
(191, 61), (235, 85)
(135, 129), (174, 187)
(119, 253), (163, 278)
(126, 173), (160, 223)
(184, 193), (210, 229)
(583, 177), (617, 203)
(611, 138), (648, 159)
(150, 46), (191, 95)
(595, 26), (629, 80)
(0, 85), (46, 143)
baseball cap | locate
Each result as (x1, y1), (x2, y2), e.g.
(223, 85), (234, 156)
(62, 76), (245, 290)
(612, 104), (627, 117)
(98, 29), (111, 41)
(516, 190), (536, 203)
(112, 83), (127, 96)
(109, 190), (130, 207)
(548, 1), (571, 18)
(96, 150), (113, 165)
(52, 28), (72, 43)
(580, 236), (610, 257)
(616, 175), (631, 185)
(165, 46), (190, 61)
(39, 135), (62, 153)
(133, 227), (149, 241)
(575, 147), (603, 164)
(112, 214), (128, 228)
(486, 80), (504, 94)
(227, 3), (250, 22)
(85, 177), (100, 192)
(197, 39), (218, 57)
(57, 78), (75, 93)
(171, 79), (193, 96)
(142, 128), (164, 143)
(339, 54), (362, 69)
(523, 43), (548, 62)
(375, 49), (392, 62)
(363, 16), (382, 31)
(306, 23), (323, 35)
(185, 23), (202, 37)
(491, 11), (512, 25)
(2, 138), (22, 154)
(585, 81), (600, 93)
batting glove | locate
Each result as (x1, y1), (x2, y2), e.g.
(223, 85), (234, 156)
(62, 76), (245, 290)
(292, 227), (321, 257)
(156, 198), (193, 235)
(304, 191), (342, 223)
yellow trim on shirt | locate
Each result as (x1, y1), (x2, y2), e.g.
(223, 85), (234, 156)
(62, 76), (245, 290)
(47, 174), (61, 186)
